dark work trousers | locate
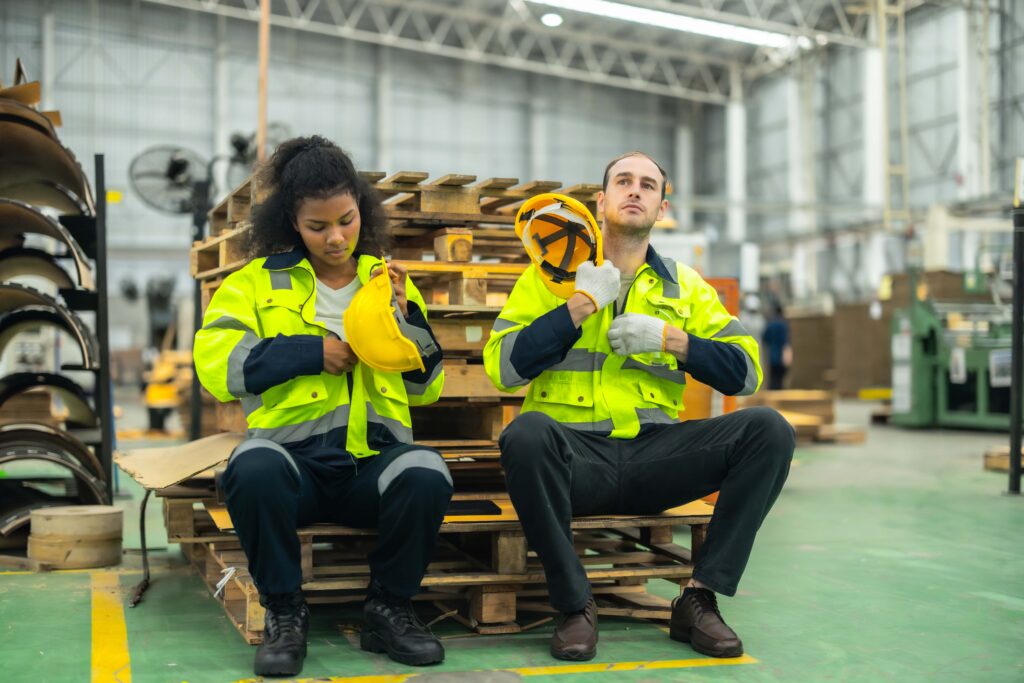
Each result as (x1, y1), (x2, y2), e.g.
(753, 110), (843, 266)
(221, 438), (453, 598)
(499, 407), (795, 613)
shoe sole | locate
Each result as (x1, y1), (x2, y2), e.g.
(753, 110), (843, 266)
(669, 626), (743, 659)
(253, 644), (307, 676)
(360, 629), (444, 666)
(550, 647), (596, 662)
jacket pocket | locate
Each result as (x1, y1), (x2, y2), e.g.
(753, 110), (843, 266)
(262, 377), (328, 412)
(636, 374), (683, 410)
(532, 379), (595, 407)
(645, 294), (690, 324)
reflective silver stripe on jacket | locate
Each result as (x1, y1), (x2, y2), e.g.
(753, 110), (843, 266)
(377, 449), (452, 495)
(269, 270), (292, 290)
(492, 318), (519, 333)
(248, 403), (351, 443)
(549, 349), (606, 373)
(228, 438), (300, 479)
(498, 329), (530, 387)
(712, 318), (750, 340)
(636, 407), (679, 426)
(740, 354), (759, 395)
(227, 333), (262, 397)
(366, 402), (414, 443)
(622, 358), (686, 385)
(561, 418), (615, 433)
(404, 360), (443, 396)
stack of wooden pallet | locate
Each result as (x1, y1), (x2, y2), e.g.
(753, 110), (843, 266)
(740, 390), (866, 444)
(160, 171), (714, 642)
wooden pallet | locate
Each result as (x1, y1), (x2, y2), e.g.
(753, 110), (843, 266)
(166, 496), (712, 644)
(983, 445), (1023, 473)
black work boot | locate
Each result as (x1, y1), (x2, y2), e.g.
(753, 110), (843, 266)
(670, 587), (743, 658)
(361, 581), (444, 666)
(254, 591), (310, 677)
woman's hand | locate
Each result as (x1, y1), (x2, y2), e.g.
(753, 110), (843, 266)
(387, 261), (409, 317)
(323, 336), (357, 374)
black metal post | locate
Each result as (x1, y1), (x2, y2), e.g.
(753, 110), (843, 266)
(1009, 204), (1023, 495)
(94, 154), (114, 501)
(189, 179), (211, 442)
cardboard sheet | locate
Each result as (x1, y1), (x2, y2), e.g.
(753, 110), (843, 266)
(114, 432), (244, 490)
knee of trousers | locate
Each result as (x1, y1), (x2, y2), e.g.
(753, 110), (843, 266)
(378, 449), (453, 503)
(499, 412), (561, 469)
(222, 440), (300, 498)
(747, 406), (796, 466)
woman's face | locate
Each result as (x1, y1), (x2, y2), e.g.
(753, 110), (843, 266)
(294, 192), (361, 271)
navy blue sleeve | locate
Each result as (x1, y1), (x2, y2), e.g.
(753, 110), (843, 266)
(243, 334), (324, 395)
(683, 335), (747, 396)
(401, 301), (443, 385)
(508, 304), (582, 380)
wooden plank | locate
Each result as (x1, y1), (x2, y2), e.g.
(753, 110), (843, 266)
(428, 174), (477, 187)
(382, 171), (430, 185)
(472, 177), (519, 191)
(359, 171), (387, 184)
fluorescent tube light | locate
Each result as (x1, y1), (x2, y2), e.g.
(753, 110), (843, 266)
(526, 0), (797, 49)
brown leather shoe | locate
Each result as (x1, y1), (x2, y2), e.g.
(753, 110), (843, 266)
(669, 587), (743, 658)
(550, 597), (598, 661)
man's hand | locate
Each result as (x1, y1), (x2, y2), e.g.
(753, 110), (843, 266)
(574, 260), (621, 311)
(608, 313), (667, 356)
(323, 336), (358, 374)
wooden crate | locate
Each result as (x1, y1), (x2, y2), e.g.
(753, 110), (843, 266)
(170, 496), (712, 644)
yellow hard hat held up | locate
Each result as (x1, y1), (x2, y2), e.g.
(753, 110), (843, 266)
(343, 262), (439, 373)
(515, 193), (603, 299)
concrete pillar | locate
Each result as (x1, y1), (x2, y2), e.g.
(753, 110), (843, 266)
(213, 15), (230, 198)
(376, 46), (392, 172)
(786, 67), (816, 236)
(956, 7), (985, 200)
(863, 16), (885, 219)
(726, 67), (746, 243)
(528, 77), (547, 181)
(673, 106), (694, 231)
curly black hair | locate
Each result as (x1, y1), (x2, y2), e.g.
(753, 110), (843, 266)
(247, 135), (390, 258)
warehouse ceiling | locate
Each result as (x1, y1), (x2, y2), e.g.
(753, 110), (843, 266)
(143, 0), (871, 103)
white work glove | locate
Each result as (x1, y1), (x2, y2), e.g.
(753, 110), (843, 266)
(608, 313), (667, 356)
(574, 260), (621, 310)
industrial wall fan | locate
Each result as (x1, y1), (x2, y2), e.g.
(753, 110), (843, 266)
(128, 146), (209, 215)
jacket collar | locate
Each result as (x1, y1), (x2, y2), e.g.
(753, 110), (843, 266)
(262, 249), (307, 270)
(642, 244), (678, 284)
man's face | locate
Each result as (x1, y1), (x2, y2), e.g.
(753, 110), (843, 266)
(597, 155), (668, 236)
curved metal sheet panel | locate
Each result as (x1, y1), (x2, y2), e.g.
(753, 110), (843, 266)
(0, 101), (94, 214)
(0, 423), (103, 480)
(0, 199), (94, 289)
(0, 372), (98, 429)
(0, 246), (76, 289)
(0, 283), (98, 368)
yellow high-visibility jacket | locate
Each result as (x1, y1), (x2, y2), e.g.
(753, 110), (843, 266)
(194, 250), (443, 456)
(484, 246), (760, 439)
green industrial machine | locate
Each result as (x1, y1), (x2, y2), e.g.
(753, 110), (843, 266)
(890, 271), (1018, 430)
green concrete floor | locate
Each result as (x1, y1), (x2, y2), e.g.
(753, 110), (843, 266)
(3, 401), (1023, 682)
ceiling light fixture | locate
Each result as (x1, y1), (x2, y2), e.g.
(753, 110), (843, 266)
(526, 0), (799, 49)
(541, 12), (564, 27)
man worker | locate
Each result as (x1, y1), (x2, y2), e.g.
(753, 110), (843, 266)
(483, 152), (795, 662)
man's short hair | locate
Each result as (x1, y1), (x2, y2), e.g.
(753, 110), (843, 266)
(602, 151), (668, 200)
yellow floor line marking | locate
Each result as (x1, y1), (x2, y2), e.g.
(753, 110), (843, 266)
(91, 572), (133, 683)
(230, 654), (757, 683)
(0, 567), (145, 576)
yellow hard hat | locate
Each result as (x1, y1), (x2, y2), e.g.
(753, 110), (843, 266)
(343, 263), (439, 373)
(514, 193), (603, 299)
